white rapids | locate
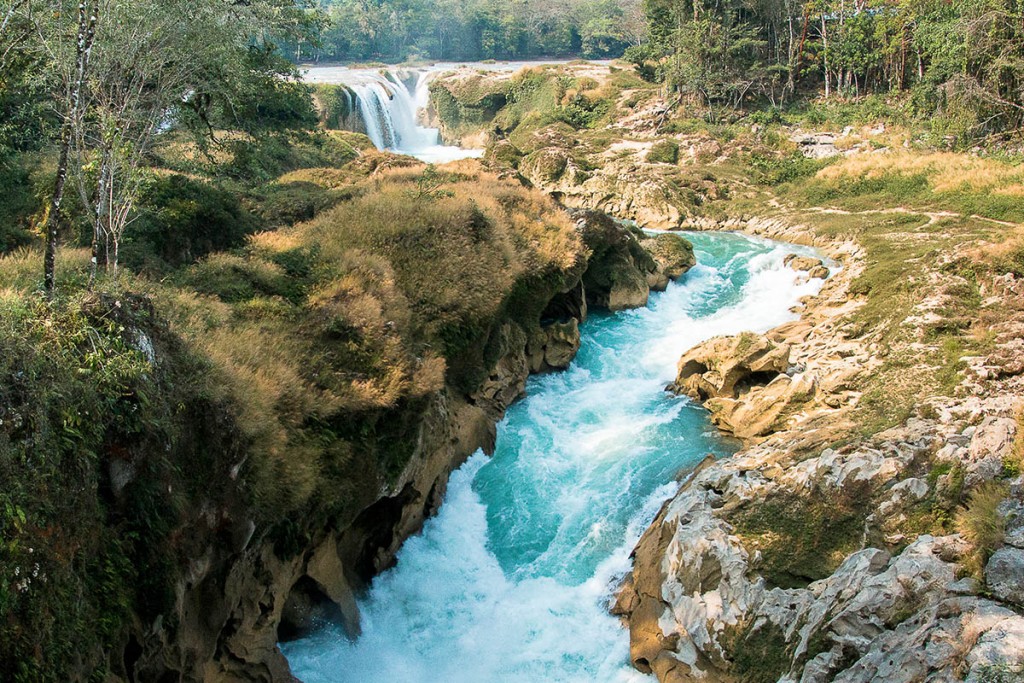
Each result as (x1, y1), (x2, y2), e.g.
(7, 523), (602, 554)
(282, 232), (829, 683)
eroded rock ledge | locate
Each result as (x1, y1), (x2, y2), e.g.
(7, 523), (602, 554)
(129, 210), (687, 683)
(617, 229), (1024, 683)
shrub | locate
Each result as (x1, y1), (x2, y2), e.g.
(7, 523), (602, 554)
(647, 140), (680, 165)
(0, 161), (38, 253)
(750, 151), (829, 186)
(180, 253), (289, 303)
(956, 481), (1009, 578)
(255, 180), (351, 227)
(126, 175), (259, 273)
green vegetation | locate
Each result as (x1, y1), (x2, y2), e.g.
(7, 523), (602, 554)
(732, 479), (873, 588)
(723, 619), (792, 683)
(0, 145), (585, 678)
(634, 0), (1024, 144)
(309, 0), (646, 63)
(647, 140), (679, 164)
(0, 291), (208, 681)
(956, 482), (1010, 579)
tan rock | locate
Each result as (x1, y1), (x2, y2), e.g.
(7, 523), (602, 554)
(785, 253), (830, 280)
(673, 332), (791, 401)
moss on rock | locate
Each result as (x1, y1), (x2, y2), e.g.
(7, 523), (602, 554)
(647, 140), (680, 165)
(642, 233), (696, 280)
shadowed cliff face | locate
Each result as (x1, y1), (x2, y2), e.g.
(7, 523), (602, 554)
(132, 209), (669, 683)
(0, 179), (670, 682)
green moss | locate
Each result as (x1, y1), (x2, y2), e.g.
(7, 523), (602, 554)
(428, 79), (508, 138)
(520, 149), (569, 183)
(724, 620), (792, 683)
(484, 140), (524, 168)
(732, 479), (873, 587)
(647, 140), (680, 165)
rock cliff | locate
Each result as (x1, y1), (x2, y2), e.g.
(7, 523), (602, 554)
(125, 208), (669, 682)
(617, 225), (1024, 683)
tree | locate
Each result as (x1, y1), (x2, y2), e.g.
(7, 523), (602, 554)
(27, 0), (320, 289)
(39, 0), (99, 296)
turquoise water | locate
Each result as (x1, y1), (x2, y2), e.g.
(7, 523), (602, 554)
(283, 232), (826, 683)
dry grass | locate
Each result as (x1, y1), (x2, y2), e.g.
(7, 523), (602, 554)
(172, 160), (578, 508)
(955, 481), (1009, 578)
(0, 156), (584, 515)
(817, 151), (1024, 195)
(0, 247), (94, 292)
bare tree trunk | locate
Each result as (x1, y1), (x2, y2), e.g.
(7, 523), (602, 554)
(88, 146), (110, 288)
(822, 15), (830, 98)
(44, 0), (98, 296)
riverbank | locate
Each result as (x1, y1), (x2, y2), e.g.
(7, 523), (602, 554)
(283, 231), (823, 683)
(423, 62), (1024, 681)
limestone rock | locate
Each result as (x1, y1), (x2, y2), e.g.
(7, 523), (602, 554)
(965, 416), (1016, 486)
(705, 372), (817, 439)
(785, 253), (831, 280)
(673, 332), (791, 401)
(642, 233), (696, 280)
(986, 547), (1024, 606)
(527, 319), (581, 373)
(520, 148), (589, 186)
(792, 132), (840, 159)
(576, 210), (658, 311)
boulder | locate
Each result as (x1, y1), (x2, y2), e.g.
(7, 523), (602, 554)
(986, 547), (1024, 606)
(965, 416), (1016, 486)
(576, 210), (658, 311)
(793, 132), (840, 159)
(705, 372), (817, 439)
(785, 253), (830, 280)
(484, 139), (523, 168)
(672, 332), (791, 401)
(642, 233), (696, 281)
(527, 319), (581, 372)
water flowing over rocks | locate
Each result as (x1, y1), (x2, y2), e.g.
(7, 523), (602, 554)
(619, 219), (1024, 683)
(122, 205), (670, 682)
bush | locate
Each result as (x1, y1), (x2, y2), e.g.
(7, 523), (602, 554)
(956, 481), (1009, 578)
(255, 180), (352, 227)
(0, 161), (41, 254)
(227, 131), (361, 182)
(125, 175), (259, 273)
(750, 151), (829, 186)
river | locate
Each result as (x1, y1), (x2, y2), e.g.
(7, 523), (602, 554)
(282, 231), (827, 682)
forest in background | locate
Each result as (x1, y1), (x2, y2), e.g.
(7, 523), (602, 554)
(305, 0), (647, 62)
(631, 0), (1024, 141)
(301, 0), (1024, 144)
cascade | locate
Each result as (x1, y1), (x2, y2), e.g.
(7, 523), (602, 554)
(304, 66), (481, 163)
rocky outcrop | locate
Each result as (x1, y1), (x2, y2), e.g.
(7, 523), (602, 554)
(619, 412), (1024, 683)
(620, 222), (1024, 683)
(671, 333), (819, 439)
(573, 211), (694, 311)
(785, 253), (831, 280)
(673, 333), (791, 401)
(643, 233), (696, 281)
(576, 210), (656, 310)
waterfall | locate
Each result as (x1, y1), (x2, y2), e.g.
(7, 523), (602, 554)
(305, 66), (482, 163)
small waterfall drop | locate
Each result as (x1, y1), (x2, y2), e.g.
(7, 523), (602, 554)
(305, 66), (482, 163)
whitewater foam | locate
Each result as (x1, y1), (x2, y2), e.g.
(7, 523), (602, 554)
(283, 231), (827, 682)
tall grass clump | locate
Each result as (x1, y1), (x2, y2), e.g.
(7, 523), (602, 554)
(956, 481), (1009, 578)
